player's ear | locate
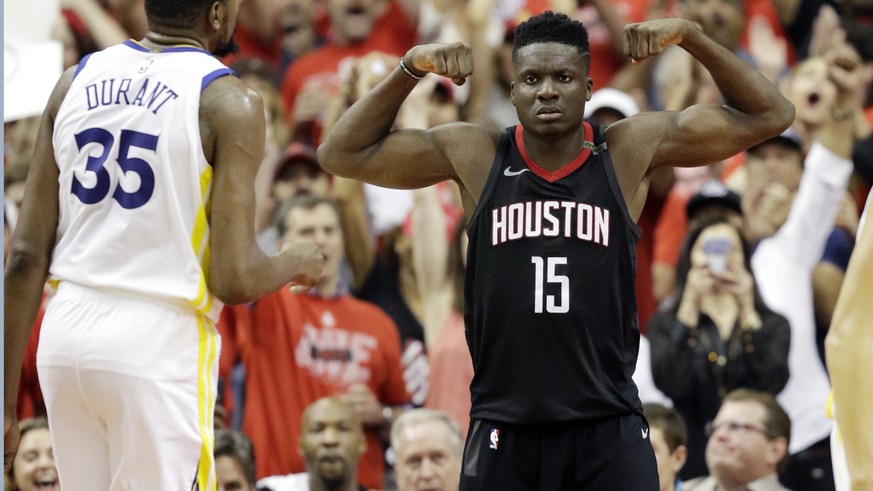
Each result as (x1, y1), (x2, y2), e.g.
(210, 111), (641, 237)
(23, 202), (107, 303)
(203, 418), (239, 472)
(510, 81), (516, 107)
(208, 0), (228, 31)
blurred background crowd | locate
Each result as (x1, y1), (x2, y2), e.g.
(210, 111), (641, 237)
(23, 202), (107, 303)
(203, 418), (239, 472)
(3, 0), (872, 489)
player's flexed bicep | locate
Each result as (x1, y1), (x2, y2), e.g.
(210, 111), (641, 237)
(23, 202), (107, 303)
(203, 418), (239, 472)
(319, 43), (486, 191)
(619, 18), (794, 170)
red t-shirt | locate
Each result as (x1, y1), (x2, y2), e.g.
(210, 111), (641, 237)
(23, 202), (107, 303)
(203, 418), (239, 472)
(279, 0), (417, 125)
(240, 289), (410, 489)
(17, 306), (46, 420)
(424, 310), (473, 438)
(575, 0), (649, 89)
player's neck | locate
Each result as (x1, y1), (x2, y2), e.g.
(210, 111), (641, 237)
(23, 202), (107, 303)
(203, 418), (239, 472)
(140, 31), (207, 51)
(521, 126), (586, 171)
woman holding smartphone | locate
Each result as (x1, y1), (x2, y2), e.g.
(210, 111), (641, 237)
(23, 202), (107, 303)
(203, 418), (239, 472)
(648, 216), (791, 480)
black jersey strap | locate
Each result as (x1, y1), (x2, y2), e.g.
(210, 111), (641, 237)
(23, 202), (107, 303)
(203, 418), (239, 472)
(595, 125), (643, 241)
(465, 127), (512, 234)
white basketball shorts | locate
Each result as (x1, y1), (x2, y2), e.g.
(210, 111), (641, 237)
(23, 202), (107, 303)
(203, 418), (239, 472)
(36, 282), (221, 491)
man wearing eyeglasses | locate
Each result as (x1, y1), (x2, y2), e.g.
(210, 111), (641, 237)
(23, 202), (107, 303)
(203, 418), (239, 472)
(685, 389), (792, 491)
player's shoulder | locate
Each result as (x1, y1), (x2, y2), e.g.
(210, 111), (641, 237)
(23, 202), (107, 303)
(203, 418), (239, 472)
(46, 65), (80, 119)
(604, 113), (672, 167)
(200, 75), (264, 123)
(432, 122), (501, 165)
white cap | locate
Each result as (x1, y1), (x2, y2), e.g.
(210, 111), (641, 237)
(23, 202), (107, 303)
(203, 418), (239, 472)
(583, 88), (639, 119)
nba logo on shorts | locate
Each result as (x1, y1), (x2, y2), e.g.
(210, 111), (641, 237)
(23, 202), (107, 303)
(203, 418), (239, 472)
(489, 428), (500, 449)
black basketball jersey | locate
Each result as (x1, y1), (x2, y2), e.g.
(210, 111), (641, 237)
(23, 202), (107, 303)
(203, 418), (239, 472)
(464, 123), (643, 423)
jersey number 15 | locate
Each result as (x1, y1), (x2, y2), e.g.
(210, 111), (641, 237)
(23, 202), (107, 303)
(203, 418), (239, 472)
(531, 256), (569, 314)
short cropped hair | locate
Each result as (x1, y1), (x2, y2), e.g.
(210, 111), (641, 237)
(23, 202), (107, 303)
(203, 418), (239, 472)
(722, 389), (791, 444)
(643, 403), (688, 452)
(391, 409), (463, 457)
(513, 11), (590, 61)
(722, 389), (791, 470)
(214, 428), (257, 487)
(145, 0), (222, 29)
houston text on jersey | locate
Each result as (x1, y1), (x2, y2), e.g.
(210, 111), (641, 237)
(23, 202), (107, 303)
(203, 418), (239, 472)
(491, 200), (610, 247)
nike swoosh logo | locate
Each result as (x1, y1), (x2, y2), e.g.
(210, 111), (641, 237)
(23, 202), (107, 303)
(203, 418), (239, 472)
(641, 427), (649, 439)
(504, 167), (531, 177)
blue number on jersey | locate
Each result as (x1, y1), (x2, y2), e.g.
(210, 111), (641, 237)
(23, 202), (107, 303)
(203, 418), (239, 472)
(72, 128), (158, 209)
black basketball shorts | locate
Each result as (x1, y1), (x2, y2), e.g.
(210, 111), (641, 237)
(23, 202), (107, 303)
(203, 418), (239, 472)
(459, 413), (658, 490)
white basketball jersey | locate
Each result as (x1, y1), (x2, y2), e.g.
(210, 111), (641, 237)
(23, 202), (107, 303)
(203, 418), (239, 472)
(51, 41), (235, 322)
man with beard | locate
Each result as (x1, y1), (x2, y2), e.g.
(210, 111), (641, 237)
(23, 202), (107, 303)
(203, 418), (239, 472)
(3, 0), (325, 488)
(258, 397), (369, 491)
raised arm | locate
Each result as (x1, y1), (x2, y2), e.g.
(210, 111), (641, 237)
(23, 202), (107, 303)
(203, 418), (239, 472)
(605, 18), (794, 218)
(4, 68), (74, 473)
(609, 19), (793, 187)
(202, 76), (323, 304)
(317, 43), (498, 196)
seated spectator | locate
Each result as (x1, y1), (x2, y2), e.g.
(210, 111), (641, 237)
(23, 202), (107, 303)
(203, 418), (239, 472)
(215, 428), (258, 491)
(643, 403), (688, 491)
(649, 216), (791, 479)
(7, 417), (60, 491)
(239, 195), (410, 489)
(684, 389), (791, 491)
(391, 409), (462, 491)
(258, 397), (368, 491)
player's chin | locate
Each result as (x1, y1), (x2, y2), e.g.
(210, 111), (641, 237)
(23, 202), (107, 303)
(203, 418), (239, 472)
(529, 120), (571, 137)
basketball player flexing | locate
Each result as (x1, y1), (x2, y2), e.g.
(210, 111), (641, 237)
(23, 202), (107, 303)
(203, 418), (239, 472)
(318, 12), (794, 489)
(4, 0), (323, 488)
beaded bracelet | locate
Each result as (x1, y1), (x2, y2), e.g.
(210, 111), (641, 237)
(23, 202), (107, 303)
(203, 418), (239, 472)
(399, 58), (423, 80)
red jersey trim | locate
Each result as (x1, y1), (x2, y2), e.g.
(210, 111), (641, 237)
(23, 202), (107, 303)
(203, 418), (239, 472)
(514, 123), (594, 183)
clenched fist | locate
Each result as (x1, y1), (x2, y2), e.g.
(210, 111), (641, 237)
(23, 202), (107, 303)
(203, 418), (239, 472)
(279, 241), (324, 293)
(403, 42), (474, 86)
(623, 18), (700, 62)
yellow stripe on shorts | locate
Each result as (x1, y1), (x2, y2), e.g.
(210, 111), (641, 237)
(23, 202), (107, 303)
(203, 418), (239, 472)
(193, 312), (218, 491)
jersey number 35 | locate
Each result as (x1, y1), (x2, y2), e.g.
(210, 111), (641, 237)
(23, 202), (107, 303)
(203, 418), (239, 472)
(72, 127), (157, 210)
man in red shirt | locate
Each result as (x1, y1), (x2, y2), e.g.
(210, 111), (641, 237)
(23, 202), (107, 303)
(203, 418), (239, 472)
(239, 195), (410, 489)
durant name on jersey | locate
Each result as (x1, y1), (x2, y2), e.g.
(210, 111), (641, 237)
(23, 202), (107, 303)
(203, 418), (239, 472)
(84, 77), (179, 115)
